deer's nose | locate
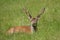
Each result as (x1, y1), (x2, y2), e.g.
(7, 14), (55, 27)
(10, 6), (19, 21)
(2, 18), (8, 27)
(31, 20), (37, 24)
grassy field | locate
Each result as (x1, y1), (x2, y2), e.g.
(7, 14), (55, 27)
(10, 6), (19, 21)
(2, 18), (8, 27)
(0, 0), (60, 40)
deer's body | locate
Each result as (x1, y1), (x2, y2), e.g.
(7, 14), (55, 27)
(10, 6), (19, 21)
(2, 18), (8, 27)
(6, 8), (45, 34)
(7, 26), (34, 34)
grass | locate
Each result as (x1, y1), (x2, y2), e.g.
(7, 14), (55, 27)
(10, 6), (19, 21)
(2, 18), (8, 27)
(0, 0), (60, 40)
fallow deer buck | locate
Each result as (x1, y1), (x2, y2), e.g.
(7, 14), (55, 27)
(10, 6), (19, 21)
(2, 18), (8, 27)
(6, 8), (45, 34)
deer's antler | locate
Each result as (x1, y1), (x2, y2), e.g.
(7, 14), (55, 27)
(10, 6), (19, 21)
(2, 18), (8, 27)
(36, 8), (45, 20)
(23, 7), (32, 20)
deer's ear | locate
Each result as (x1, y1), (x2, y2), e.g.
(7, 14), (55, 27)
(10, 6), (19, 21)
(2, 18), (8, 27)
(36, 8), (45, 20)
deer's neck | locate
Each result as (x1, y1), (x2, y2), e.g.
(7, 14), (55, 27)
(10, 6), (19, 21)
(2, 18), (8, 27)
(31, 23), (37, 32)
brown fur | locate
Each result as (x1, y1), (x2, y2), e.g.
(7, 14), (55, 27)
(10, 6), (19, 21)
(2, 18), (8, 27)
(6, 26), (32, 34)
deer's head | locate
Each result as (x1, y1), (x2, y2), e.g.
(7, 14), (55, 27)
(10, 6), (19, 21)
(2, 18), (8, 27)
(23, 7), (45, 31)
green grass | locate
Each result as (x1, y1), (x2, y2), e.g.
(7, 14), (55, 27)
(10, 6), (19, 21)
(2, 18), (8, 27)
(0, 0), (60, 40)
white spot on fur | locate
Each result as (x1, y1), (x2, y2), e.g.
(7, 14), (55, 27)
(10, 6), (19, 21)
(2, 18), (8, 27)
(31, 25), (34, 34)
